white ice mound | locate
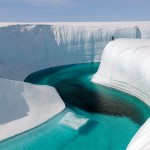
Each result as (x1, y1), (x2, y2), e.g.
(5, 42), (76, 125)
(0, 78), (65, 141)
(127, 118), (150, 150)
(92, 39), (150, 107)
(59, 112), (89, 130)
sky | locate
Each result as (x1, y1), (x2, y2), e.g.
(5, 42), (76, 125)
(0, 0), (149, 22)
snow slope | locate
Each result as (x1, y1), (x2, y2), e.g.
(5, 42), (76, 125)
(92, 39), (150, 107)
(127, 118), (150, 150)
(0, 23), (145, 81)
(0, 78), (65, 141)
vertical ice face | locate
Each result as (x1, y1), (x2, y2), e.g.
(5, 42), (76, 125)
(92, 39), (150, 107)
(0, 24), (139, 80)
(52, 25), (109, 63)
(137, 26), (150, 39)
(0, 25), (52, 80)
(52, 25), (137, 63)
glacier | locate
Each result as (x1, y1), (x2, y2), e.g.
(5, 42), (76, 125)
(0, 22), (150, 145)
(0, 22), (150, 81)
(0, 78), (65, 141)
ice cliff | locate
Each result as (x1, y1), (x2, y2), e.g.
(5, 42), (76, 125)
(0, 78), (65, 141)
(92, 38), (150, 149)
(92, 39), (150, 107)
(1, 22), (150, 81)
(127, 118), (150, 150)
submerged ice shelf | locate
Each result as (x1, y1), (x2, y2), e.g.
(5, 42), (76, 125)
(59, 112), (89, 130)
(0, 78), (65, 141)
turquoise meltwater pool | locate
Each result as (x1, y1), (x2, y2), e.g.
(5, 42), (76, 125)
(1, 63), (150, 150)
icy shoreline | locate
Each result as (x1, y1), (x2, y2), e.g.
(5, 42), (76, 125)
(0, 78), (65, 141)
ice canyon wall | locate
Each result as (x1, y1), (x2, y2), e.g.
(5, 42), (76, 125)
(92, 39), (150, 107)
(0, 23), (148, 81)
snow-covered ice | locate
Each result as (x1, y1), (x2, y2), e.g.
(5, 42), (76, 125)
(0, 22), (150, 145)
(127, 118), (150, 150)
(92, 38), (150, 149)
(0, 78), (65, 141)
(92, 39), (150, 107)
(59, 112), (89, 130)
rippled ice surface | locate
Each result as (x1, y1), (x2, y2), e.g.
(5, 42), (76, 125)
(1, 63), (150, 150)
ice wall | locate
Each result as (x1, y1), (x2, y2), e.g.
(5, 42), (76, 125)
(137, 26), (150, 38)
(0, 78), (65, 141)
(0, 24), (137, 80)
(92, 39), (150, 107)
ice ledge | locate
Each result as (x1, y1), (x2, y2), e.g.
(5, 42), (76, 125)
(0, 78), (65, 141)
